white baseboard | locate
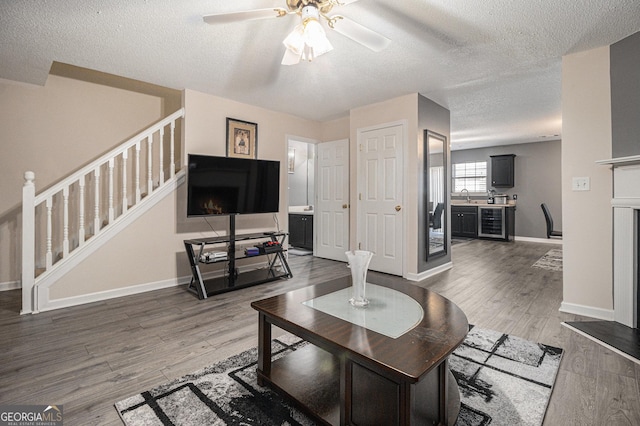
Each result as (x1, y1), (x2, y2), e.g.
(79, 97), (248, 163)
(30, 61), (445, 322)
(37, 276), (186, 313)
(35, 260), (273, 313)
(559, 301), (614, 321)
(0, 281), (21, 291)
(406, 261), (453, 282)
(514, 236), (563, 245)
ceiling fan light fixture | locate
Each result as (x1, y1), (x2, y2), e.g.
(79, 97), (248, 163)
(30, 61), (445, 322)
(205, 1), (390, 66)
(281, 5), (333, 65)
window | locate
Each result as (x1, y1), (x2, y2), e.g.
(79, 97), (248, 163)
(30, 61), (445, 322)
(452, 161), (487, 193)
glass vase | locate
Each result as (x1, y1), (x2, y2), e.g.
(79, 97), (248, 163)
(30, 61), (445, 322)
(345, 250), (373, 307)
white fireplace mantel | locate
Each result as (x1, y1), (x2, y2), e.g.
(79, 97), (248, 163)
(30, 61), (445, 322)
(596, 154), (640, 167)
(598, 157), (639, 328)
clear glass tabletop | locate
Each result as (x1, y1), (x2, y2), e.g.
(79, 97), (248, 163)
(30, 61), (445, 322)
(302, 283), (424, 339)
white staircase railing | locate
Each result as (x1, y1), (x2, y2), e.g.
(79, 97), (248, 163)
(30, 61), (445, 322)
(21, 108), (184, 314)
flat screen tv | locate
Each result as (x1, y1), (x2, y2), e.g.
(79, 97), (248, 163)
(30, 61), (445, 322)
(187, 154), (280, 217)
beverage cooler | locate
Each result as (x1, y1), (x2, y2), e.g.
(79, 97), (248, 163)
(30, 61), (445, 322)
(478, 207), (506, 239)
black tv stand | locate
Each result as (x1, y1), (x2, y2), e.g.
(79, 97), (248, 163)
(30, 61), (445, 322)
(184, 215), (293, 299)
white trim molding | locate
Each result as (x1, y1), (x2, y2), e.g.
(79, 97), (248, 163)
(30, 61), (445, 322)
(38, 276), (186, 313)
(559, 301), (615, 321)
(406, 261), (453, 282)
(514, 236), (563, 245)
(610, 164), (639, 327)
(36, 259), (271, 313)
(0, 281), (21, 292)
(596, 160), (640, 328)
(596, 154), (640, 166)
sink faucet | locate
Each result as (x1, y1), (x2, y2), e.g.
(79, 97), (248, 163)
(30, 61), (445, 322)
(461, 188), (470, 203)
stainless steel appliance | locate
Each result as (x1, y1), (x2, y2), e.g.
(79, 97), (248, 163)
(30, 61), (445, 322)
(478, 206), (505, 239)
(494, 194), (508, 204)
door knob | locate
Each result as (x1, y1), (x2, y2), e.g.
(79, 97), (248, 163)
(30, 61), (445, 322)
(342, 204), (349, 209)
(395, 205), (402, 212)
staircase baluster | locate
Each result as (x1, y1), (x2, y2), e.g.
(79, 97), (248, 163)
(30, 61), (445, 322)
(170, 121), (176, 178)
(135, 142), (141, 203)
(147, 135), (153, 195)
(159, 127), (165, 185)
(63, 187), (69, 257)
(46, 197), (53, 270)
(94, 167), (101, 234)
(21, 109), (183, 315)
(22, 171), (36, 314)
(78, 175), (85, 246)
(122, 150), (128, 214)
(108, 158), (115, 224)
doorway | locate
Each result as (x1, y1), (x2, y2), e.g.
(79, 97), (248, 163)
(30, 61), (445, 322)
(287, 139), (315, 208)
(287, 137), (350, 262)
(287, 137), (316, 255)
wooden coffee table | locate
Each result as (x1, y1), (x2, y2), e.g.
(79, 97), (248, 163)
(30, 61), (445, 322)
(251, 276), (469, 426)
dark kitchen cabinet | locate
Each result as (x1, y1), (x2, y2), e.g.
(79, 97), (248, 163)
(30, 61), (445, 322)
(490, 154), (516, 188)
(451, 206), (478, 238)
(289, 214), (313, 250)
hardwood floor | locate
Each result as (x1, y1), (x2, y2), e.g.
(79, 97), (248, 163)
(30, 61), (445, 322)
(1, 239), (639, 425)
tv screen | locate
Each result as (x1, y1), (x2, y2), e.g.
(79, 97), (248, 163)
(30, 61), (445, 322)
(187, 154), (280, 216)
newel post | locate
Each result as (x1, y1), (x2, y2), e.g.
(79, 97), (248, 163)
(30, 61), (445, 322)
(21, 171), (36, 314)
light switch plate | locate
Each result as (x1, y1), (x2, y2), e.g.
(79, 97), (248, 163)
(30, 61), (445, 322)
(572, 177), (590, 191)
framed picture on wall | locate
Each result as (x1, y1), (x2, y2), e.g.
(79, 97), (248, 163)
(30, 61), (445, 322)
(226, 118), (258, 159)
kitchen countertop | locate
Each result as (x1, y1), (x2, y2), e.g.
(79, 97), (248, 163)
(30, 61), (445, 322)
(288, 206), (314, 215)
(451, 201), (516, 208)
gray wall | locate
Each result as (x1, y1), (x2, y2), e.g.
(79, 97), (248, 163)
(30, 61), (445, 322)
(451, 139), (561, 238)
(611, 31), (640, 158)
(418, 94), (452, 273)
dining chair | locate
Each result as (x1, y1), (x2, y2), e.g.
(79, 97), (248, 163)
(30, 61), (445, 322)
(541, 203), (562, 238)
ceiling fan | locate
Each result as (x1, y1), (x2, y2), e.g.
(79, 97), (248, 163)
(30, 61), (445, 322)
(203, 0), (391, 65)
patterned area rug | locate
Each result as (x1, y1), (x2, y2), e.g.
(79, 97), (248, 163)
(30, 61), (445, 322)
(452, 327), (563, 426)
(532, 248), (563, 271)
(115, 327), (563, 426)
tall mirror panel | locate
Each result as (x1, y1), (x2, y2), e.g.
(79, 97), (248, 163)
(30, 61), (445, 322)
(426, 131), (447, 259)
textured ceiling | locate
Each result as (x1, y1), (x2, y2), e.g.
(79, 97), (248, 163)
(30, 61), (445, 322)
(1, 0), (639, 149)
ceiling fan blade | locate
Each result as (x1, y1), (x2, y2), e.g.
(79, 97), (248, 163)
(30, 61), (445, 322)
(330, 16), (391, 52)
(203, 8), (290, 25)
(281, 48), (302, 66)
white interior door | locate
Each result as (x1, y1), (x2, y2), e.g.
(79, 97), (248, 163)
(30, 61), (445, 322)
(316, 139), (349, 261)
(358, 124), (404, 276)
